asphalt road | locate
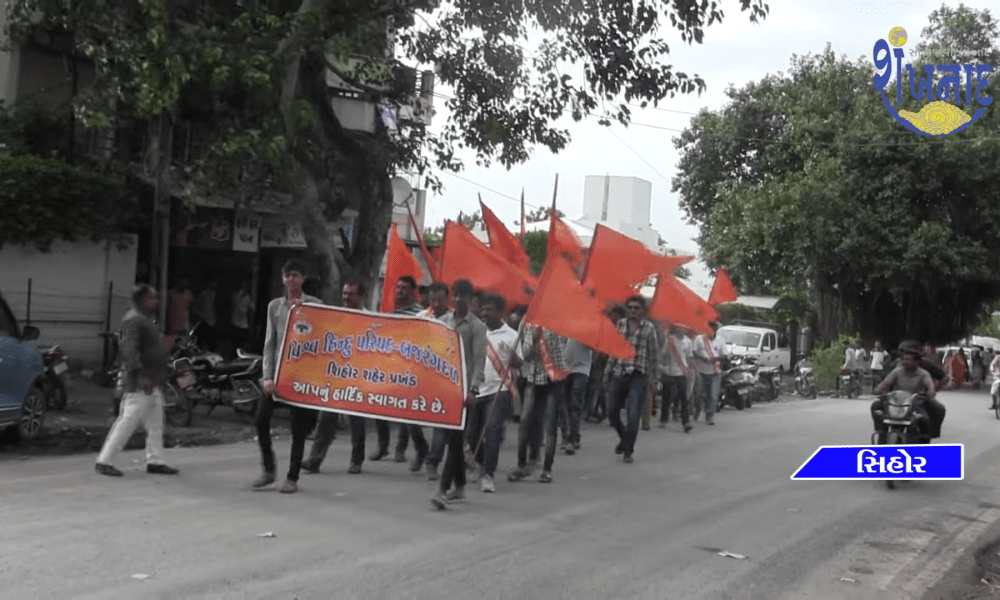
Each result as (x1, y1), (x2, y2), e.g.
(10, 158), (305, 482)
(3, 389), (999, 600)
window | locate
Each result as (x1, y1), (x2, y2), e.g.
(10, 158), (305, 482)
(764, 333), (776, 351)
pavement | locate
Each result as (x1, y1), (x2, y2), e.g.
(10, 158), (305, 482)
(2, 387), (1000, 599)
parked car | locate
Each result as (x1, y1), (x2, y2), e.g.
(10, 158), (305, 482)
(717, 324), (792, 372)
(0, 292), (46, 443)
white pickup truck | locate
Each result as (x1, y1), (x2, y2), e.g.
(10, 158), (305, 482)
(717, 324), (792, 372)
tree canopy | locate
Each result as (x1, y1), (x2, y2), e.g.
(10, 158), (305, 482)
(7, 0), (769, 303)
(672, 4), (1000, 345)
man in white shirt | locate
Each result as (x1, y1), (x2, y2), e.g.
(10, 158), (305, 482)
(839, 341), (859, 396)
(869, 340), (890, 393)
(660, 325), (692, 433)
(681, 329), (698, 422)
(468, 293), (520, 493)
(693, 323), (726, 425)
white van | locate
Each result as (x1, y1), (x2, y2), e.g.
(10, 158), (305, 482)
(717, 324), (792, 372)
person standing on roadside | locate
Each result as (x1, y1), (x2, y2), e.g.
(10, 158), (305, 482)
(95, 284), (180, 478)
(302, 279), (369, 475)
(253, 260), (321, 494)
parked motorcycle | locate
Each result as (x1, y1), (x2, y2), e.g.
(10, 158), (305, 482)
(170, 335), (265, 422)
(755, 365), (782, 403)
(108, 355), (195, 427)
(794, 357), (818, 399)
(721, 355), (757, 410)
(39, 345), (70, 410)
(871, 391), (932, 489)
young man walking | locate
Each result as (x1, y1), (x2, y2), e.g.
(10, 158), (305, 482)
(603, 295), (660, 463)
(302, 279), (369, 475)
(693, 323), (725, 425)
(430, 280), (487, 509)
(95, 285), (180, 477)
(254, 260), (321, 494)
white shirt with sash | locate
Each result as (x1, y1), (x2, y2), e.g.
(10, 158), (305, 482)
(693, 333), (724, 376)
(481, 322), (520, 399)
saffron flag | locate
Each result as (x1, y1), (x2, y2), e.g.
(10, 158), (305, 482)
(524, 254), (635, 360)
(581, 224), (695, 304)
(439, 220), (536, 306)
(547, 212), (587, 271)
(647, 274), (719, 335)
(480, 197), (530, 271)
(381, 223), (424, 313)
(708, 267), (739, 305)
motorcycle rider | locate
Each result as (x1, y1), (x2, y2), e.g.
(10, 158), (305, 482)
(871, 340), (945, 443)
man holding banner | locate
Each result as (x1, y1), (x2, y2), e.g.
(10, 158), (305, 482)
(254, 260), (322, 494)
(302, 279), (369, 475)
(431, 280), (487, 509)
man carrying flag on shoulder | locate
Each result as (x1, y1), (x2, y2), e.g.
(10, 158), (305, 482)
(603, 295), (660, 463)
(508, 325), (569, 484)
(660, 324), (693, 434)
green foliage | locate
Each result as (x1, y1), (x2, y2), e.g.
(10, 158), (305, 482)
(673, 5), (1000, 345)
(0, 153), (131, 250)
(809, 333), (860, 391)
(523, 230), (548, 275)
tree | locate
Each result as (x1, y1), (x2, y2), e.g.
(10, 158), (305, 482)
(672, 5), (1000, 346)
(8, 0), (769, 302)
(515, 205), (565, 226)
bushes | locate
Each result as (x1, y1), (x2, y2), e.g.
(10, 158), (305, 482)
(809, 333), (861, 390)
(0, 153), (133, 251)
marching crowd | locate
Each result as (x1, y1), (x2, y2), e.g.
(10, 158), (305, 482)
(93, 260), (729, 510)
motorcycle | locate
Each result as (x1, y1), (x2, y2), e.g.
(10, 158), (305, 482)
(108, 355), (195, 427)
(39, 345), (70, 410)
(755, 365), (781, 403)
(836, 368), (861, 399)
(794, 357), (818, 399)
(721, 355), (757, 410)
(871, 390), (932, 489)
(170, 335), (265, 422)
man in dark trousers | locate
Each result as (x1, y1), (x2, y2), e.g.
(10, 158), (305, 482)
(430, 279), (487, 509)
(254, 260), (321, 494)
(302, 279), (369, 475)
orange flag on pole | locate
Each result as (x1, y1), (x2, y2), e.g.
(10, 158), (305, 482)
(647, 274), (719, 336)
(524, 254), (635, 360)
(581, 224), (695, 304)
(381, 223), (424, 313)
(708, 267), (739, 305)
(408, 211), (440, 281)
(480, 196), (530, 271)
(547, 212), (586, 272)
(439, 220), (536, 306)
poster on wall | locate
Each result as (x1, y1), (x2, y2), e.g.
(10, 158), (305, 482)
(170, 205), (233, 250)
(233, 210), (262, 253)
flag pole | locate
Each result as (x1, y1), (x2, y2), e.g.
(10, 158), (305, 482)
(519, 188), (526, 241)
(405, 195), (439, 281)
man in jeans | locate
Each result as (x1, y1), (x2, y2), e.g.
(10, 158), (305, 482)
(253, 260), (321, 494)
(469, 293), (520, 493)
(560, 337), (592, 454)
(603, 295), (660, 463)
(302, 279), (368, 475)
(508, 325), (569, 483)
(693, 323), (725, 426)
(95, 284), (180, 478)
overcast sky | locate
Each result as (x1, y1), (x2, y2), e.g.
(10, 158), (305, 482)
(416, 0), (986, 295)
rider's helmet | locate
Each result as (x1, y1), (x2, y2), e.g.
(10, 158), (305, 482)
(898, 340), (922, 357)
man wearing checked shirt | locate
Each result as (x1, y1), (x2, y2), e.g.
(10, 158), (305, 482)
(603, 294), (660, 463)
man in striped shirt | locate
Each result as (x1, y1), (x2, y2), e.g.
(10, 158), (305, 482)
(603, 295), (660, 463)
